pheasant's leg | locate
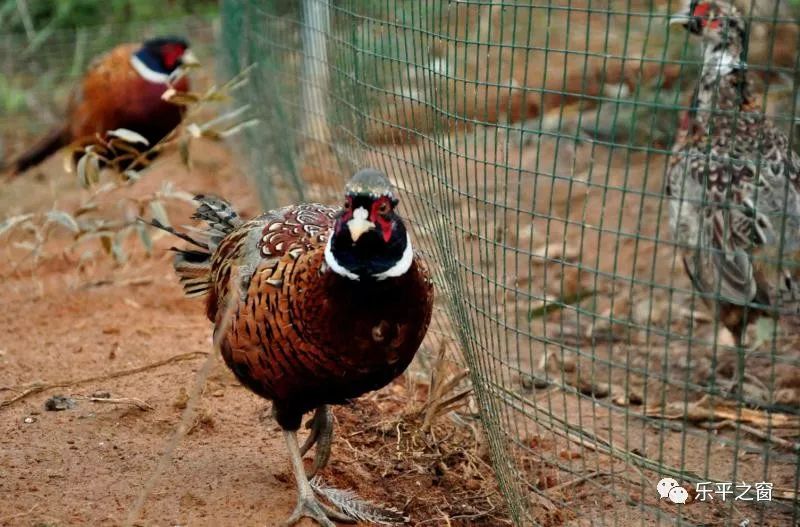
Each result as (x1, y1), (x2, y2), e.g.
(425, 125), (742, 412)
(718, 327), (747, 399)
(300, 405), (326, 455)
(732, 329), (746, 401)
(300, 405), (333, 477)
(282, 430), (354, 527)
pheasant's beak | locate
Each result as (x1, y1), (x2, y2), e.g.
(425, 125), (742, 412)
(348, 218), (375, 243)
(180, 49), (200, 67)
(347, 207), (375, 243)
(668, 13), (691, 26)
(669, 12), (702, 34)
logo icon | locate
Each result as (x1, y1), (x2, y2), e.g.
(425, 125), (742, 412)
(668, 486), (690, 504)
(657, 477), (679, 499)
(657, 478), (690, 504)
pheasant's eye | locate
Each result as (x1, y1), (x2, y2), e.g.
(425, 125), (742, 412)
(344, 199), (352, 210)
(377, 201), (391, 215)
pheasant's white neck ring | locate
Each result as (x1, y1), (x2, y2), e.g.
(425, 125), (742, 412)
(324, 235), (360, 280)
(130, 55), (170, 84)
(372, 233), (413, 280)
(324, 232), (413, 281)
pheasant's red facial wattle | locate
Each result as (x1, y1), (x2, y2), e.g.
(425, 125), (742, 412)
(160, 43), (186, 69)
(335, 194), (396, 245)
(691, 2), (712, 20)
(370, 196), (394, 243)
(690, 2), (726, 31)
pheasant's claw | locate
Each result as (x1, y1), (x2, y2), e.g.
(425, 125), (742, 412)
(282, 492), (354, 526)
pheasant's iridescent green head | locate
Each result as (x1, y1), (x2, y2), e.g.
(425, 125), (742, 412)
(325, 169), (413, 281)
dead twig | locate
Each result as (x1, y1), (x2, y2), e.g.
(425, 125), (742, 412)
(78, 276), (155, 290)
(544, 470), (616, 496)
(73, 394), (154, 411)
(0, 503), (40, 524)
(123, 270), (238, 527)
(699, 419), (797, 450)
(0, 351), (207, 409)
(414, 502), (512, 525)
(420, 341), (471, 432)
(645, 394), (800, 429)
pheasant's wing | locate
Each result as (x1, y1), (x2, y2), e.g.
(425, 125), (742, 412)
(687, 127), (800, 309)
(679, 147), (765, 306)
(209, 204), (339, 321)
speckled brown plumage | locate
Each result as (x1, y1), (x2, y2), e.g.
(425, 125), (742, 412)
(153, 169), (433, 526)
(206, 202), (433, 430)
(668, 1), (800, 348)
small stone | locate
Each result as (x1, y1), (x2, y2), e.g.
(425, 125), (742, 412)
(91, 391), (111, 399)
(44, 395), (76, 411)
(173, 387), (189, 410)
(520, 373), (550, 391)
(559, 356), (577, 373)
(23, 416), (36, 424)
(533, 377), (550, 389)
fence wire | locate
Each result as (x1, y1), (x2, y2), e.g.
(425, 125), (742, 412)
(220, 1), (800, 525)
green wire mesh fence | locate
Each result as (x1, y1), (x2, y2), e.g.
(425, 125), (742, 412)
(220, 1), (800, 525)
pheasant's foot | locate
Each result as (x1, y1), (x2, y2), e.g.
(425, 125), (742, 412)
(282, 491), (353, 527)
(282, 429), (353, 527)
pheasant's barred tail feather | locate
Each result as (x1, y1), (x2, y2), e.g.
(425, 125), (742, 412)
(142, 197), (241, 299)
(172, 248), (213, 297)
(142, 216), (213, 298)
(192, 195), (242, 251)
(144, 197), (242, 299)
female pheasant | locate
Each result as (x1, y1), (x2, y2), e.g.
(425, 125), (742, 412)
(154, 169), (434, 526)
(668, 1), (800, 390)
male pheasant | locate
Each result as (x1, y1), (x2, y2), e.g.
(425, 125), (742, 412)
(152, 169), (434, 526)
(10, 36), (197, 175)
(668, 1), (800, 391)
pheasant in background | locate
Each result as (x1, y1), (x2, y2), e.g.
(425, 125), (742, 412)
(9, 36), (197, 175)
(668, 2), (800, 390)
(151, 169), (434, 526)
